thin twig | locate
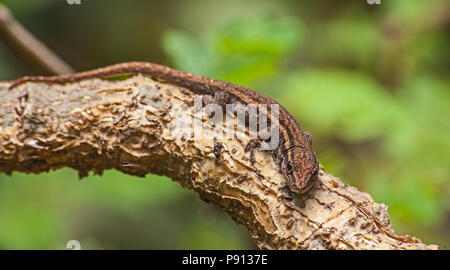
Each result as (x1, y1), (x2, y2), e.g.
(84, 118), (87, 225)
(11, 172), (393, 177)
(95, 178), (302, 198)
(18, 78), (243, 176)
(0, 4), (74, 76)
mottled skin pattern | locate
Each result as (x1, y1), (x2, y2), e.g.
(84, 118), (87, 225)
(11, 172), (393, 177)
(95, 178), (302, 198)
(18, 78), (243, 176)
(9, 62), (319, 194)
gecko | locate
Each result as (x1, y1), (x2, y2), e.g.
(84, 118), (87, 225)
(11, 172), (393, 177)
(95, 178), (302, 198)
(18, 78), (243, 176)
(8, 61), (319, 194)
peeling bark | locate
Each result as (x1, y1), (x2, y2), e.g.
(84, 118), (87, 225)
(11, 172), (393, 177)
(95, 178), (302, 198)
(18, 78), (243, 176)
(0, 76), (438, 250)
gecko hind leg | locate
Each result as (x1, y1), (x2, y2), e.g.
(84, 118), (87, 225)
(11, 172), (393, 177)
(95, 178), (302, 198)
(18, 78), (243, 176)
(244, 138), (262, 166)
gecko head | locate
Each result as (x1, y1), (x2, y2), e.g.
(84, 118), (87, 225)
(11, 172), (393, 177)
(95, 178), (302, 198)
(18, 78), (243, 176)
(281, 145), (319, 194)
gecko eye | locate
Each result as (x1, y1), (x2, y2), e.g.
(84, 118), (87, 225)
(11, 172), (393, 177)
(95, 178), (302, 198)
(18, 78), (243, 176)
(286, 161), (293, 173)
(310, 169), (319, 180)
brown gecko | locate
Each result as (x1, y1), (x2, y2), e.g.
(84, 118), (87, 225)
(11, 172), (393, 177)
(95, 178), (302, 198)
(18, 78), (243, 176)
(9, 61), (319, 194)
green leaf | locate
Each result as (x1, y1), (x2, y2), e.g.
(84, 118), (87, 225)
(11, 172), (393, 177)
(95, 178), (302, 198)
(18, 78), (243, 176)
(162, 30), (215, 76)
(162, 15), (305, 87)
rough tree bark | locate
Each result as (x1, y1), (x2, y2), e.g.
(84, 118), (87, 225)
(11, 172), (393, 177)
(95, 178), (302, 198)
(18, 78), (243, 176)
(0, 75), (438, 250)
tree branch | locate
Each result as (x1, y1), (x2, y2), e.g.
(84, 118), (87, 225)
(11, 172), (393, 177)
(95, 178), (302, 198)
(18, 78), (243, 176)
(0, 76), (438, 250)
(0, 4), (74, 75)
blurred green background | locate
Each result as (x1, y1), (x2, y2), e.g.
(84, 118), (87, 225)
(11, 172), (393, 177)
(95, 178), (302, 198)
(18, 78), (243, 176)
(0, 0), (448, 249)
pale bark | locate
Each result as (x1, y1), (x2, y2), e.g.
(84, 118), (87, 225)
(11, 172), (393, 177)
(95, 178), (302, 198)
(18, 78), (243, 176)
(0, 76), (438, 250)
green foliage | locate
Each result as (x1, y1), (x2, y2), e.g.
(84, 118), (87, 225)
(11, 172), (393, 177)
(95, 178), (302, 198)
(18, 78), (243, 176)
(311, 16), (379, 68)
(0, 170), (250, 249)
(279, 69), (403, 140)
(163, 15), (304, 87)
